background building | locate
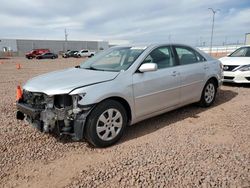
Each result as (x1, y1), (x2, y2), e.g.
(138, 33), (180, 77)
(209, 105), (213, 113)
(0, 39), (109, 56)
(245, 33), (250, 45)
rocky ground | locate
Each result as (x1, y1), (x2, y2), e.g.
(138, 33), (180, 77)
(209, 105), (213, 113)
(0, 57), (249, 188)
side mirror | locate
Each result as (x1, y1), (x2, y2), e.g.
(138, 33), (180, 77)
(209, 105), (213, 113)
(139, 63), (158, 73)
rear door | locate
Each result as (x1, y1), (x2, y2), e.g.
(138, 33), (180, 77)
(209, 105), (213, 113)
(44, 53), (51, 58)
(173, 45), (207, 104)
(132, 46), (181, 118)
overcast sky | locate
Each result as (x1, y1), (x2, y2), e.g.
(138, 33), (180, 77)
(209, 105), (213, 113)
(0, 0), (250, 46)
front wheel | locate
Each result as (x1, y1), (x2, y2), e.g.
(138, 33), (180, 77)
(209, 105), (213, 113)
(85, 100), (127, 147)
(199, 80), (217, 107)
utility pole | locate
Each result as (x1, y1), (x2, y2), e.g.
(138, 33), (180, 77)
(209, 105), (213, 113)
(208, 8), (219, 55)
(168, 34), (171, 43)
(64, 28), (68, 51)
(64, 28), (68, 41)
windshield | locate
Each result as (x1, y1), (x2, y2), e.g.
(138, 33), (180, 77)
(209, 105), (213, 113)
(80, 47), (145, 72)
(229, 47), (250, 57)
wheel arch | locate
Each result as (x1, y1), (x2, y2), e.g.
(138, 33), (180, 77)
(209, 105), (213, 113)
(207, 76), (219, 88)
(199, 76), (219, 100)
(99, 96), (132, 124)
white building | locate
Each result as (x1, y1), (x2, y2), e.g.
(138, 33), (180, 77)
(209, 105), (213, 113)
(245, 33), (250, 45)
(0, 39), (109, 55)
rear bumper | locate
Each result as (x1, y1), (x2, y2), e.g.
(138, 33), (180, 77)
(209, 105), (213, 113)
(223, 71), (250, 83)
(16, 102), (41, 119)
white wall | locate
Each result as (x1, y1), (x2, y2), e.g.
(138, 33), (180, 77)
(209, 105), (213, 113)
(0, 39), (18, 52)
(245, 33), (250, 45)
(198, 44), (246, 54)
(16, 39), (109, 53)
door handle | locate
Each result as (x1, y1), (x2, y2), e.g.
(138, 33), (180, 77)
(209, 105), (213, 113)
(171, 71), (178, 76)
(204, 65), (209, 70)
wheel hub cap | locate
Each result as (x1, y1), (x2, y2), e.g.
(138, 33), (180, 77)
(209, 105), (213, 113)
(96, 108), (123, 141)
(204, 83), (215, 104)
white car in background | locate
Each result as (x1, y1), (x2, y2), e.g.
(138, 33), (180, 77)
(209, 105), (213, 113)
(220, 46), (250, 83)
(77, 49), (95, 58)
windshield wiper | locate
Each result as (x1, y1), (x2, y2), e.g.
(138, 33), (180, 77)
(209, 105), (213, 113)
(81, 66), (119, 72)
(84, 66), (105, 71)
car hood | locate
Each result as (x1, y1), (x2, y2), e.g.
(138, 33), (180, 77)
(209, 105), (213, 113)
(219, 57), (250, 65)
(23, 67), (120, 95)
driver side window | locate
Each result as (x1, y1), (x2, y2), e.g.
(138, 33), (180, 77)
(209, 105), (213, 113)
(143, 46), (175, 69)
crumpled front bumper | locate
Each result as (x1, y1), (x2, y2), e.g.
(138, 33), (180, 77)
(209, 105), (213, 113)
(16, 101), (93, 141)
(16, 102), (41, 119)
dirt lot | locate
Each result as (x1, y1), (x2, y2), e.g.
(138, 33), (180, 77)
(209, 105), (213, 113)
(0, 57), (249, 188)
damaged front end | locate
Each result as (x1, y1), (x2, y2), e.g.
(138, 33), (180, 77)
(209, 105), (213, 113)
(16, 90), (93, 140)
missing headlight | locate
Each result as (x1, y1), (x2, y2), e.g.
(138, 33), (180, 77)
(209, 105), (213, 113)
(54, 95), (72, 108)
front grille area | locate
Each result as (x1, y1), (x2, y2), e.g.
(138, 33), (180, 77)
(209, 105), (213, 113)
(245, 77), (250, 81)
(22, 90), (47, 109)
(223, 76), (235, 80)
(223, 65), (239, 71)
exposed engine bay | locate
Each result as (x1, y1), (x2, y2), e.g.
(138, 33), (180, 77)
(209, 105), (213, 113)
(16, 90), (93, 140)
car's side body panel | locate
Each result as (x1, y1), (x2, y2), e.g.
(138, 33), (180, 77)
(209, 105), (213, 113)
(69, 72), (136, 124)
(132, 66), (181, 118)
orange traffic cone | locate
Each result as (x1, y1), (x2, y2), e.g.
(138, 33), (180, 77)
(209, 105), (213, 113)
(16, 85), (23, 101)
(16, 63), (21, 69)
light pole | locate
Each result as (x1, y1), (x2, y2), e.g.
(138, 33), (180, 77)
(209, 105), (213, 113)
(208, 8), (219, 55)
(64, 28), (68, 51)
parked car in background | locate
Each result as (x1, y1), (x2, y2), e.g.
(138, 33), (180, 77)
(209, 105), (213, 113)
(76, 49), (95, 58)
(220, 46), (250, 83)
(36, 52), (58, 59)
(62, 50), (78, 58)
(26, 49), (50, 59)
(16, 44), (222, 147)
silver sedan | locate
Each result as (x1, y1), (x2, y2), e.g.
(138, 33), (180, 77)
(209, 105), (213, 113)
(16, 44), (222, 147)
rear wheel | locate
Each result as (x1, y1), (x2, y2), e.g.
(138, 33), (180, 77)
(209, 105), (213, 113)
(199, 79), (217, 107)
(85, 100), (127, 147)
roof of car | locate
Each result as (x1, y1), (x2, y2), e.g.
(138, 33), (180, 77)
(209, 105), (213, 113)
(112, 43), (196, 49)
(110, 43), (214, 60)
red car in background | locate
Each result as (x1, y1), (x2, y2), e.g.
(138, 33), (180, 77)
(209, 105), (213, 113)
(25, 49), (50, 59)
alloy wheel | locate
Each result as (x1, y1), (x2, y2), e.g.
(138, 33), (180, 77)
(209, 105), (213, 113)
(204, 83), (215, 104)
(96, 108), (123, 141)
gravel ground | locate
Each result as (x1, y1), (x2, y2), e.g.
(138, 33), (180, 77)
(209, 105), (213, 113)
(0, 57), (249, 188)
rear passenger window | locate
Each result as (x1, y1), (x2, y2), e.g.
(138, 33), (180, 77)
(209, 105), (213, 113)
(175, 47), (205, 65)
(143, 46), (175, 69)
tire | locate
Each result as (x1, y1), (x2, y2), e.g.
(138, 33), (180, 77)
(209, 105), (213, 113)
(199, 79), (217, 107)
(85, 100), (127, 147)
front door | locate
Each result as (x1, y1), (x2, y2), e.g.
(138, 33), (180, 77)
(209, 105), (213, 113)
(132, 46), (181, 118)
